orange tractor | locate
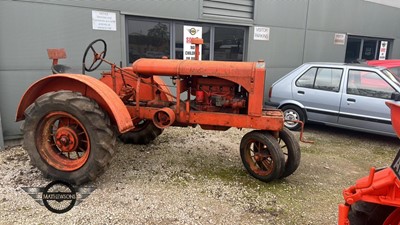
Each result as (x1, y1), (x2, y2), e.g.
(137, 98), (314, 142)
(338, 101), (400, 225)
(16, 39), (300, 185)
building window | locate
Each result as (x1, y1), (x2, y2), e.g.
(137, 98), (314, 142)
(127, 19), (170, 63)
(214, 27), (244, 61)
(345, 36), (392, 63)
(126, 17), (246, 64)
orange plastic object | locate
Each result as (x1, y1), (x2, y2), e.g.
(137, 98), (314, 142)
(386, 101), (400, 137)
(16, 74), (133, 133)
(338, 101), (400, 225)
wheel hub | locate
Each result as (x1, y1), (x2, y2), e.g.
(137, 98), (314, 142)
(55, 127), (79, 152)
(284, 111), (298, 121)
(254, 152), (266, 161)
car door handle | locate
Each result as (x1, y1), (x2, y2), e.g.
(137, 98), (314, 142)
(347, 98), (356, 103)
(298, 91), (305, 94)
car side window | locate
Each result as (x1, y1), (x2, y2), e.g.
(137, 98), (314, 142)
(296, 67), (316, 88)
(347, 70), (395, 99)
(296, 67), (342, 92)
(314, 68), (343, 92)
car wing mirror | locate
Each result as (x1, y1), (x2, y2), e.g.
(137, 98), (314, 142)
(391, 92), (400, 101)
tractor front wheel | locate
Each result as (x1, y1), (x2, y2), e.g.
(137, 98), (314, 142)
(240, 131), (284, 182)
(22, 91), (116, 185)
(276, 128), (301, 178)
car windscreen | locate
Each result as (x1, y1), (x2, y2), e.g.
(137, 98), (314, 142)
(382, 69), (400, 85)
(388, 66), (400, 77)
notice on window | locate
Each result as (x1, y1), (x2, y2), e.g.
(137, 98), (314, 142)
(334, 33), (346, 45)
(254, 27), (270, 41)
(379, 41), (388, 60)
(183, 26), (202, 60)
(92, 10), (116, 31)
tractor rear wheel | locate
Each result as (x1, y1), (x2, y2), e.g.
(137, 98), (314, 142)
(240, 131), (284, 182)
(119, 119), (163, 144)
(348, 201), (397, 225)
(276, 128), (301, 178)
(22, 91), (116, 185)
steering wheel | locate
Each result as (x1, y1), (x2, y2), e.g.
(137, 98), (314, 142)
(82, 39), (107, 73)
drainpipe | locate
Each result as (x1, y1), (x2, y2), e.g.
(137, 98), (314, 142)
(0, 114), (4, 150)
(301, 0), (310, 64)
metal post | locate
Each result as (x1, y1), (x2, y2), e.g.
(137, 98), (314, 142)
(0, 114), (4, 150)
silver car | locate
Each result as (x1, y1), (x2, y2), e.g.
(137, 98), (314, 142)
(268, 62), (400, 137)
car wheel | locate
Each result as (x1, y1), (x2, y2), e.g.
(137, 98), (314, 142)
(281, 105), (305, 131)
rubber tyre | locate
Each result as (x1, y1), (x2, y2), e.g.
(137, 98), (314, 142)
(281, 105), (305, 131)
(276, 128), (301, 178)
(22, 91), (116, 185)
(119, 120), (163, 144)
(240, 131), (285, 183)
(348, 201), (396, 225)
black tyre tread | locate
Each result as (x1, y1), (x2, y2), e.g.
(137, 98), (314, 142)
(277, 128), (301, 178)
(119, 121), (163, 145)
(240, 131), (285, 182)
(348, 201), (396, 225)
(22, 91), (116, 185)
(281, 105), (305, 131)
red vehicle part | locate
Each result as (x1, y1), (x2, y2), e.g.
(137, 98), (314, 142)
(16, 74), (133, 133)
(367, 59), (400, 69)
(338, 101), (400, 225)
(367, 59), (400, 78)
(16, 39), (301, 185)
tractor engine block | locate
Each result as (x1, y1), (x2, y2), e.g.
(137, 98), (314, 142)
(191, 77), (247, 113)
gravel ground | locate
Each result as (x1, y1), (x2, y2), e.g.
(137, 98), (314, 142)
(1, 124), (399, 225)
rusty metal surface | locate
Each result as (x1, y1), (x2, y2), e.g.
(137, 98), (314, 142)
(131, 58), (266, 116)
(16, 74), (133, 133)
(47, 48), (67, 59)
(189, 111), (283, 130)
(100, 68), (172, 102)
(126, 105), (284, 131)
(132, 59), (257, 89)
(37, 111), (90, 172)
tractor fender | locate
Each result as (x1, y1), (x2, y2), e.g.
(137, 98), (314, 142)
(16, 74), (133, 133)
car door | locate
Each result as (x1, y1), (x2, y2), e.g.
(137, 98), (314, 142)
(292, 66), (344, 124)
(338, 68), (395, 135)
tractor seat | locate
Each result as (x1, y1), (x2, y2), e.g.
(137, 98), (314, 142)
(51, 64), (73, 74)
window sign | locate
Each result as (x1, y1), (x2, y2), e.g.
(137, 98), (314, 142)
(92, 10), (117, 31)
(183, 25), (202, 60)
(379, 41), (388, 60)
(254, 26), (270, 41)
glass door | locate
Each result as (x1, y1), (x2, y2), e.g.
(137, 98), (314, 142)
(361, 40), (377, 60)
